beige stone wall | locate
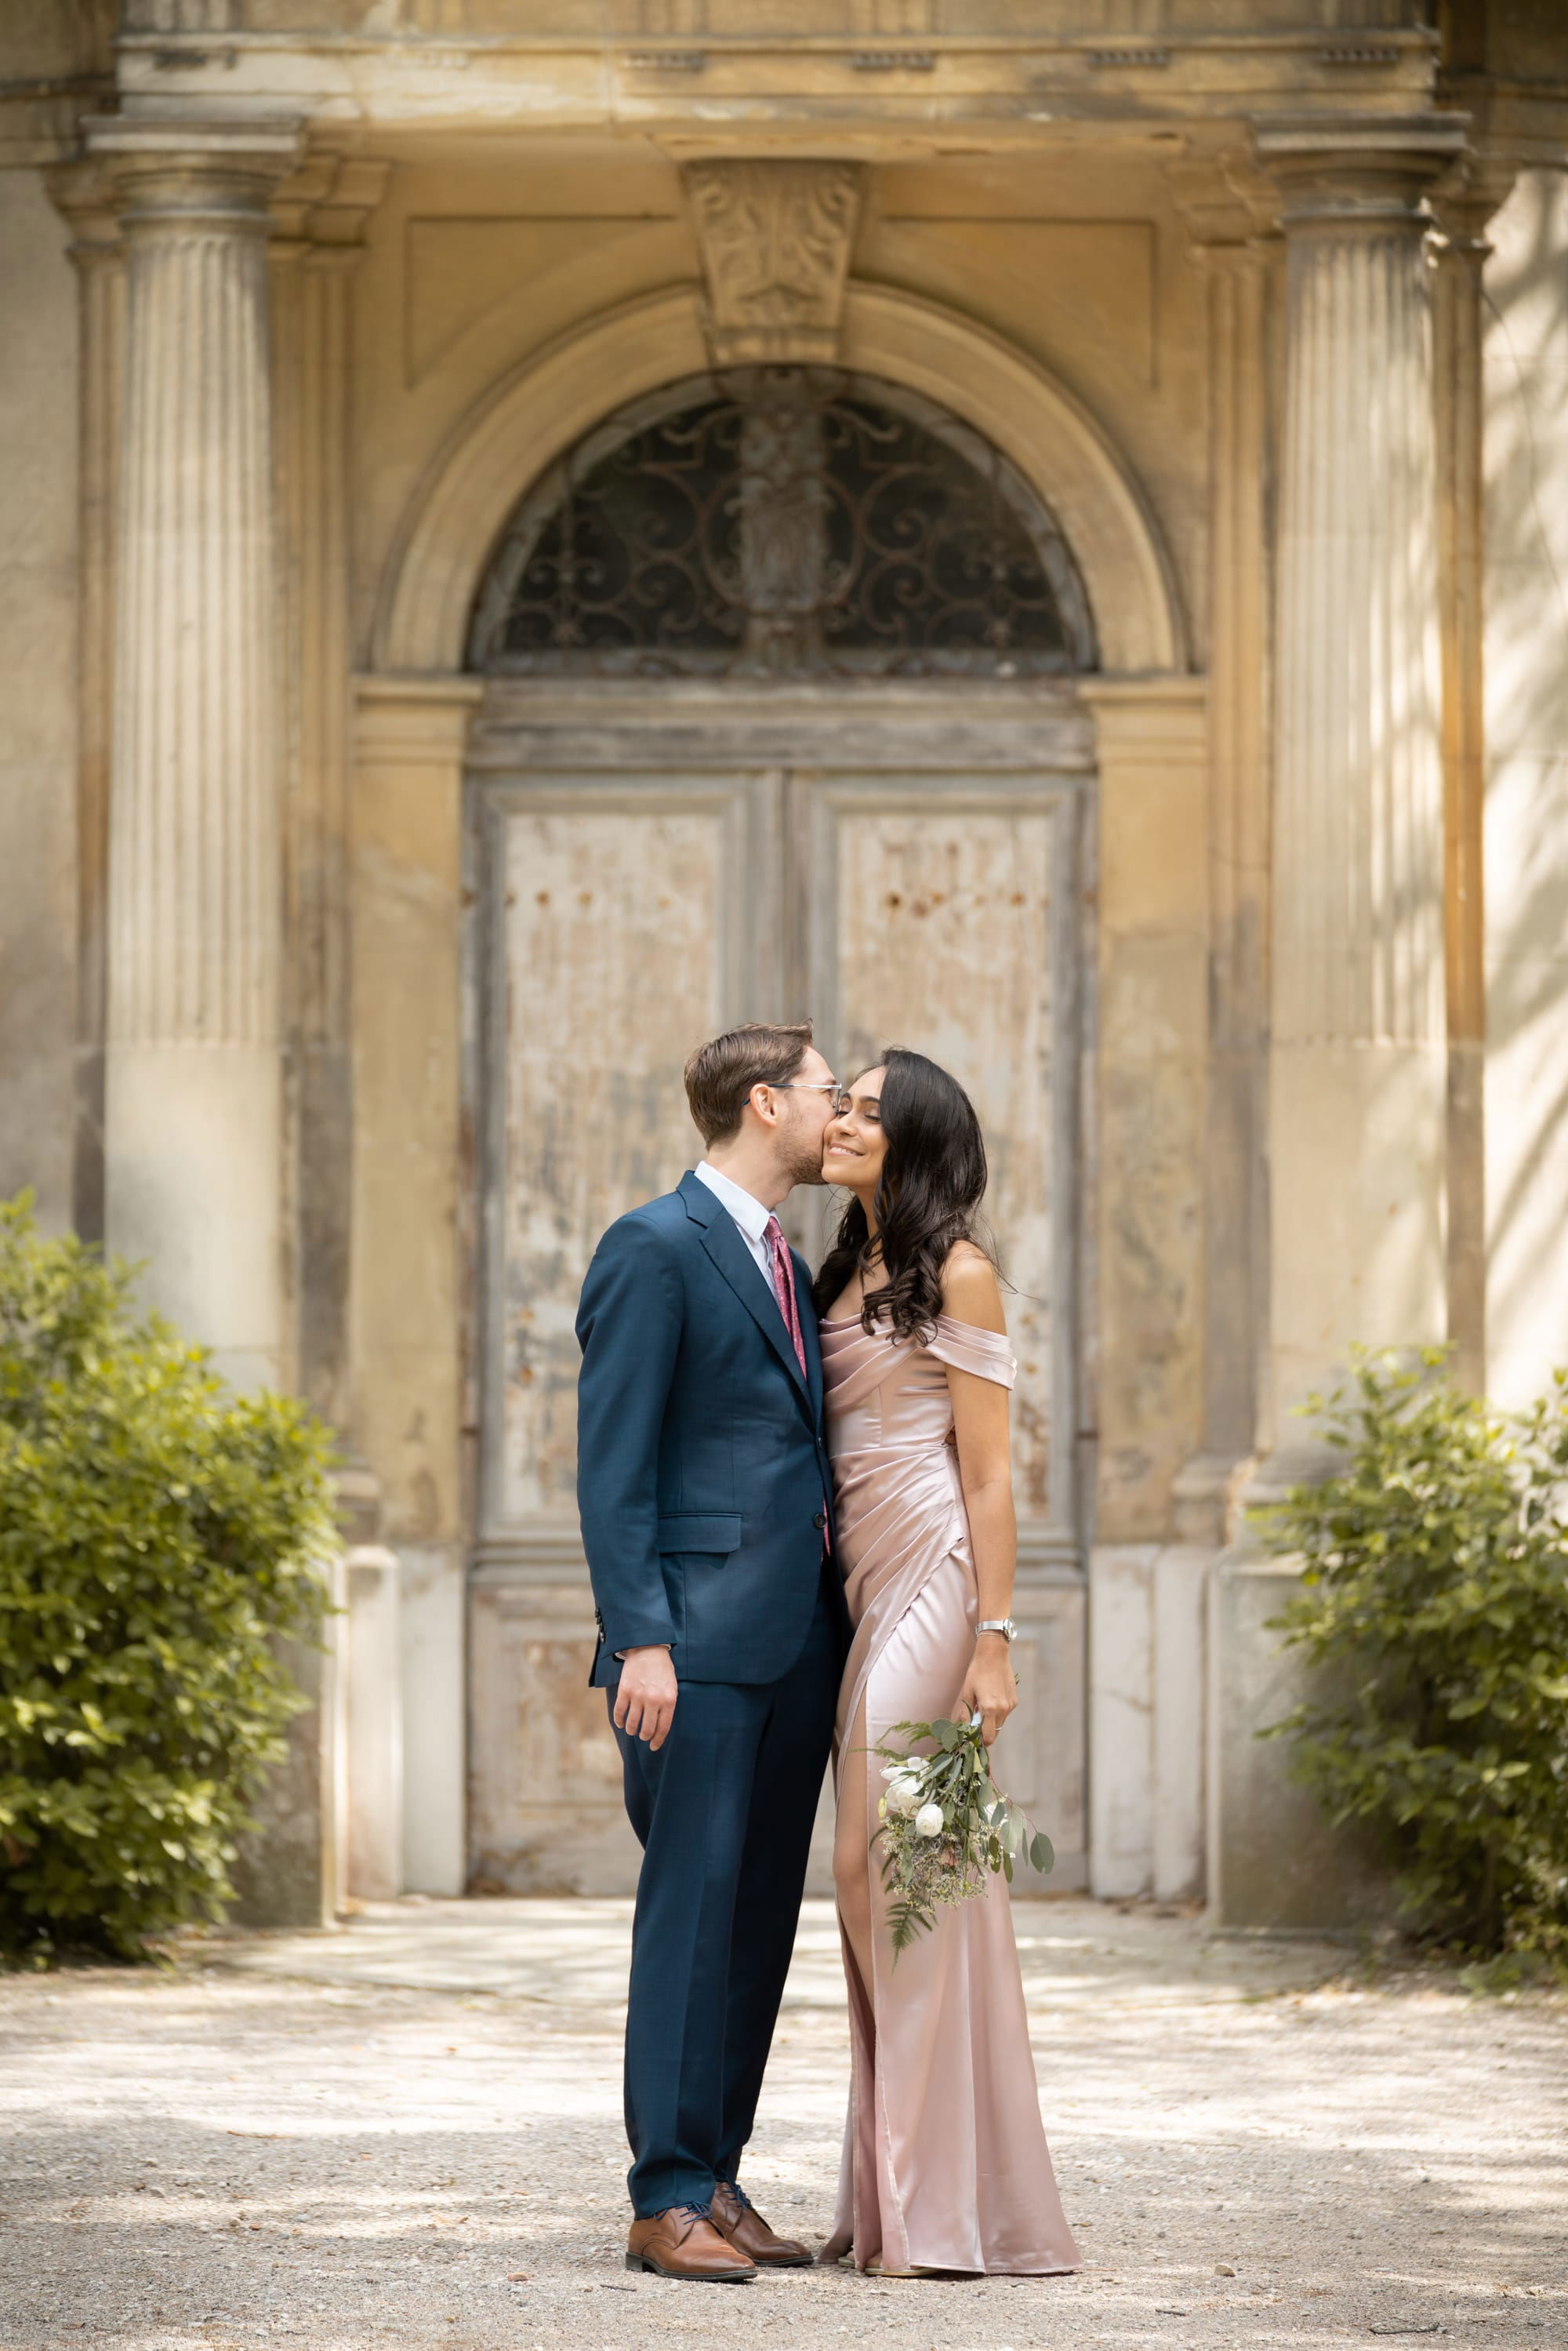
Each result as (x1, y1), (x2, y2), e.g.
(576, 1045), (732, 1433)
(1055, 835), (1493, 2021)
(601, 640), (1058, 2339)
(854, 153), (1208, 660)
(0, 171), (78, 1230)
(344, 140), (1207, 673)
(347, 141), (691, 666)
(1483, 169), (1568, 1409)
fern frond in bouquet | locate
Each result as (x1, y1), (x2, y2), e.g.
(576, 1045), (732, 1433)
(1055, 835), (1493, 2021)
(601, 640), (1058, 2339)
(873, 1715), (1055, 1959)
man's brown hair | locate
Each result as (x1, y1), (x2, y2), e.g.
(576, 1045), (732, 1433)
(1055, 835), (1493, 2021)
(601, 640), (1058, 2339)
(684, 1021), (815, 1147)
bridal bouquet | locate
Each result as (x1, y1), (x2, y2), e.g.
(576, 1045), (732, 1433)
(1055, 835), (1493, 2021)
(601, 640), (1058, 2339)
(873, 1716), (1055, 1958)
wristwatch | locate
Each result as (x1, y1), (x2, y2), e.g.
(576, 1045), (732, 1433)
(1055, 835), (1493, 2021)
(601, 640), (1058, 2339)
(975, 1617), (1017, 1642)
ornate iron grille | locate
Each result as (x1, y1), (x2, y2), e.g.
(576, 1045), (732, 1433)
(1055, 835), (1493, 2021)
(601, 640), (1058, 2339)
(467, 369), (1096, 679)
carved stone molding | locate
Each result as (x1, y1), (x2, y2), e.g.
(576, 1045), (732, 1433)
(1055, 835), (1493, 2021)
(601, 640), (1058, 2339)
(272, 152), (394, 260)
(1164, 140), (1279, 252)
(683, 158), (865, 367)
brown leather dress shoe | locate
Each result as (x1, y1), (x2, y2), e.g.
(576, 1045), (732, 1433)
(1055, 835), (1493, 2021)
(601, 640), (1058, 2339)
(626, 2204), (757, 2282)
(709, 2179), (813, 2268)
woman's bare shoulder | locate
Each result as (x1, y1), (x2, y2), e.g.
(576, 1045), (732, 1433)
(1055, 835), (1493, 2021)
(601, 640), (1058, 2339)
(938, 1241), (1006, 1333)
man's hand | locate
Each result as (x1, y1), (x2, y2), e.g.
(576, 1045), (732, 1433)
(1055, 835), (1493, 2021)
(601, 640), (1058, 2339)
(613, 1645), (678, 1752)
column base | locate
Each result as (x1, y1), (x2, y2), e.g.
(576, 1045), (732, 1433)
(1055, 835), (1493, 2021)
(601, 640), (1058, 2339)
(1088, 1543), (1210, 1903)
(1206, 1545), (1394, 1933)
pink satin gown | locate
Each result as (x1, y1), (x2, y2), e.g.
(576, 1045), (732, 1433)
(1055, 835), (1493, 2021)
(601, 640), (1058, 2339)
(820, 1310), (1080, 2277)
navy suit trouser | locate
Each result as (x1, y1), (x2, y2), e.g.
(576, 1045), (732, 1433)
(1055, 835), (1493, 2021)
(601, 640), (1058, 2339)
(611, 1569), (840, 2218)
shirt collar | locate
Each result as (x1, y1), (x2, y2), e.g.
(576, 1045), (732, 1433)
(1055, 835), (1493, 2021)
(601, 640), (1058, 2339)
(694, 1161), (774, 1245)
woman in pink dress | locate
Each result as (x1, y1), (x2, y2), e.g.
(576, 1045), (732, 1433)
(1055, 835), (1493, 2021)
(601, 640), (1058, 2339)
(813, 1048), (1080, 2280)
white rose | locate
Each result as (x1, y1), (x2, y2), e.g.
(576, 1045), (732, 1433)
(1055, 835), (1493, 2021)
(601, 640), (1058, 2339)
(914, 1804), (944, 1838)
(887, 1774), (923, 1816)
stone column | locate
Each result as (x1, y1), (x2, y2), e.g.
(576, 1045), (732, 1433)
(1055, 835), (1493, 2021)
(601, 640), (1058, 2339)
(1167, 142), (1282, 1529)
(1193, 234), (1275, 1496)
(47, 163), (125, 1247)
(1256, 120), (1465, 1470)
(270, 161), (391, 1427)
(87, 118), (301, 1391)
(351, 674), (481, 1897)
(1432, 192), (1504, 1397)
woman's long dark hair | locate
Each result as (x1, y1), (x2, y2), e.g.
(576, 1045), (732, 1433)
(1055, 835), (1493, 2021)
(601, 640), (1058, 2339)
(811, 1047), (993, 1339)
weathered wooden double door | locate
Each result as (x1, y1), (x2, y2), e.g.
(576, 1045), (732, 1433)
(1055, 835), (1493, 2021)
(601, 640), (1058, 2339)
(466, 730), (1091, 1893)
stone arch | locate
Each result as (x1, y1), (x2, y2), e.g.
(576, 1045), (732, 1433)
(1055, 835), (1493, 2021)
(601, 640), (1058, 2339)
(373, 283), (1189, 677)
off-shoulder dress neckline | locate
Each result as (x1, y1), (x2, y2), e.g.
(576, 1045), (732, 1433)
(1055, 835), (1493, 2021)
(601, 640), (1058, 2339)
(819, 1310), (1007, 1340)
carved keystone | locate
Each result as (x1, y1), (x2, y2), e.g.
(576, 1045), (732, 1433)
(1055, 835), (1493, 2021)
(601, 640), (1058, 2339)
(683, 158), (864, 367)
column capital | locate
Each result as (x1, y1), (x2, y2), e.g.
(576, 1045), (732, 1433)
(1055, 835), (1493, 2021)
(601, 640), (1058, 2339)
(45, 157), (122, 263)
(1428, 152), (1519, 260)
(1253, 113), (1469, 231)
(354, 674), (485, 769)
(1077, 676), (1208, 765)
(82, 114), (303, 235)
(271, 152), (394, 269)
(1165, 139), (1279, 256)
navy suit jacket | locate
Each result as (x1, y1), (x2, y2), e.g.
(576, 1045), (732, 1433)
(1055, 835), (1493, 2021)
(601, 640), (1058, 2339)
(575, 1172), (846, 1688)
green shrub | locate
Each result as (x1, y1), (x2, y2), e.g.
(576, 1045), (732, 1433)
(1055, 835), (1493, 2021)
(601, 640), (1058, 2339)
(0, 1197), (336, 1964)
(1258, 1350), (1568, 1963)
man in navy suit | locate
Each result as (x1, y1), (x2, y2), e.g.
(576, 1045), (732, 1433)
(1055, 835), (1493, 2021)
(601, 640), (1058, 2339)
(575, 1022), (849, 2284)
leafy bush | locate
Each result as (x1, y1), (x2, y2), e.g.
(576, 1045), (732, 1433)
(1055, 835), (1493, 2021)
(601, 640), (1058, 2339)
(1258, 1350), (1568, 1963)
(0, 1197), (336, 1964)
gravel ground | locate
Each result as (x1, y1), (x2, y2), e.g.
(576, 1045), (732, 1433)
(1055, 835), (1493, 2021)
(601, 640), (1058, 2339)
(0, 1896), (1564, 2351)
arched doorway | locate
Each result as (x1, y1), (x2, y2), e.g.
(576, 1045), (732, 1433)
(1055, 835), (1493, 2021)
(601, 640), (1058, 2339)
(464, 366), (1097, 1893)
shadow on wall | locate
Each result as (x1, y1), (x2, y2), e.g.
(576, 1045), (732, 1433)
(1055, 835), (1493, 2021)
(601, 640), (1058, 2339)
(1482, 169), (1568, 1403)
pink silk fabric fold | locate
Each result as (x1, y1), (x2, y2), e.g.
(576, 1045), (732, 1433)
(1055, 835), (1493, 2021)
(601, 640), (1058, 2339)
(820, 1310), (1080, 2277)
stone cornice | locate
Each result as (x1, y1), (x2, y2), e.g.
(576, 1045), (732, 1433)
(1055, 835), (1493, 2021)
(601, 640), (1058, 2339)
(108, 23), (1442, 136)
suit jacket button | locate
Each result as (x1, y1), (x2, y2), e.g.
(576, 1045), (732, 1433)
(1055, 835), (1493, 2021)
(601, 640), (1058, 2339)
(814, 1510), (827, 1530)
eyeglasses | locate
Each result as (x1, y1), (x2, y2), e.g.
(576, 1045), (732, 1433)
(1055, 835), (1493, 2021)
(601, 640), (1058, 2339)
(773, 1081), (851, 1114)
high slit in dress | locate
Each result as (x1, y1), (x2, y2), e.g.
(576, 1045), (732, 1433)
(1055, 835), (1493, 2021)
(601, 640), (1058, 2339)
(820, 1310), (1080, 2277)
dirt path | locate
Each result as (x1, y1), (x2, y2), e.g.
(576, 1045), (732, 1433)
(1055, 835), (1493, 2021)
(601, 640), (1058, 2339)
(0, 1897), (1563, 2351)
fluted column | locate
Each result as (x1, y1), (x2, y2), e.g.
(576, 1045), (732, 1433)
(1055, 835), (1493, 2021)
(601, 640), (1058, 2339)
(88, 117), (301, 1390)
(47, 164), (126, 1247)
(1258, 121), (1465, 1469)
(1432, 192), (1505, 1397)
(270, 160), (391, 1426)
(1201, 239), (1273, 1471)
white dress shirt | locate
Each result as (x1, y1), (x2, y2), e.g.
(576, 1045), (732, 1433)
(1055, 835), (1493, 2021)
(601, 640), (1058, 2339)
(693, 1160), (776, 1288)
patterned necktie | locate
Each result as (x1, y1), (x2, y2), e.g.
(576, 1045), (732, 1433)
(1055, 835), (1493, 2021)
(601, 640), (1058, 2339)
(764, 1215), (808, 1385)
(765, 1214), (832, 1560)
